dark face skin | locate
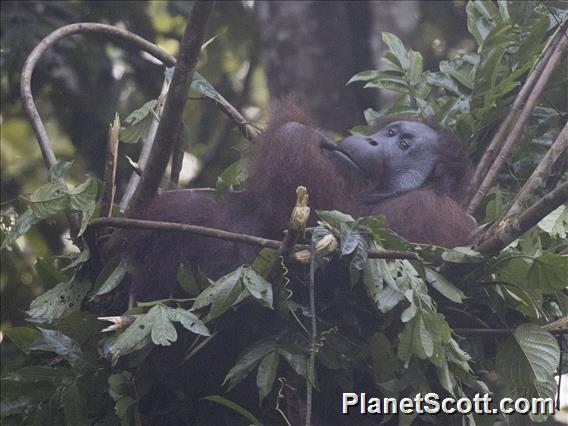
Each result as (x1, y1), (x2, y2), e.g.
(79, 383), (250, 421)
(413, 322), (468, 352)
(323, 120), (442, 197)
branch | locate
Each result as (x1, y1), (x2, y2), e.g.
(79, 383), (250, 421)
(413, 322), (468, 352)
(120, 79), (170, 213)
(454, 328), (568, 336)
(20, 20), (255, 175)
(475, 181), (568, 257)
(100, 114), (120, 217)
(88, 217), (420, 260)
(466, 29), (568, 215)
(465, 25), (566, 205)
(503, 123), (568, 219)
(20, 23), (177, 169)
(128, 2), (215, 212)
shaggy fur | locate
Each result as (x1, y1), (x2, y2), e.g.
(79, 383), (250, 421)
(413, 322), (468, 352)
(127, 100), (476, 300)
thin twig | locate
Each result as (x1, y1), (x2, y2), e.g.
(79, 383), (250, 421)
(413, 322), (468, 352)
(466, 26), (565, 204)
(466, 30), (568, 215)
(503, 123), (568, 219)
(455, 328), (568, 336)
(129, 2), (215, 212)
(475, 181), (568, 257)
(100, 114), (120, 217)
(88, 217), (420, 260)
(305, 242), (317, 426)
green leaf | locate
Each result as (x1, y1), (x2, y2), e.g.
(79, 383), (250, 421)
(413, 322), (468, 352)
(527, 253), (568, 293)
(316, 210), (355, 228)
(242, 266), (273, 309)
(538, 205), (567, 239)
(49, 160), (74, 182)
(2, 326), (41, 354)
(177, 264), (202, 297)
(68, 176), (99, 236)
(119, 99), (158, 144)
(441, 247), (483, 264)
(425, 268), (465, 303)
(0, 379), (54, 417)
(191, 71), (223, 102)
(216, 157), (249, 192)
(257, 351), (279, 403)
(202, 395), (262, 425)
(30, 182), (69, 219)
(382, 33), (409, 70)
(6, 366), (74, 385)
(192, 267), (245, 320)
(149, 304), (178, 346)
(363, 259), (404, 313)
(369, 333), (400, 383)
(27, 278), (91, 322)
(90, 256), (127, 299)
(167, 307), (210, 336)
(223, 336), (279, 390)
(62, 383), (89, 426)
(496, 324), (559, 400)
(347, 70), (382, 84)
(1, 209), (40, 249)
(36, 329), (86, 368)
(408, 51), (423, 86)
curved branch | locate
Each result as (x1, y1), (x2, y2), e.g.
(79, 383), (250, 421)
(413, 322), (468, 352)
(476, 181), (568, 257)
(20, 23), (177, 169)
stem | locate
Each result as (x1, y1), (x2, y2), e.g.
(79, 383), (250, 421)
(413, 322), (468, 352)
(305, 243), (317, 426)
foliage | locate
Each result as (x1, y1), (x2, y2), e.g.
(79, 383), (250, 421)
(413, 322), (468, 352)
(1, 2), (567, 426)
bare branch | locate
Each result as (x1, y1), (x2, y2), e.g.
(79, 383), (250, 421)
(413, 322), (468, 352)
(503, 123), (568, 219)
(101, 114), (121, 217)
(88, 217), (420, 260)
(129, 2), (215, 211)
(305, 243), (317, 426)
(475, 181), (568, 257)
(454, 328), (568, 336)
(465, 25), (565, 204)
(466, 29), (568, 215)
(120, 79), (170, 213)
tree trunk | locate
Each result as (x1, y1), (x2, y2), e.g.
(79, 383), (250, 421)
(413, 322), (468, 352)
(255, 1), (376, 133)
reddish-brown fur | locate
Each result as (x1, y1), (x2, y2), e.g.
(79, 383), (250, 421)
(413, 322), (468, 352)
(127, 100), (476, 300)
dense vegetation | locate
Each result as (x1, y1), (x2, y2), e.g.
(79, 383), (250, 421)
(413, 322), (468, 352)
(1, 1), (567, 425)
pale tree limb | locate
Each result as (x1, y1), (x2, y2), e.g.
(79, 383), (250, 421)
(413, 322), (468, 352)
(466, 30), (568, 216)
(465, 25), (565, 205)
(100, 114), (121, 218)
(475, 181), (568, 257)
(120, 79), (170, 213)
(502, 123), (568, 219)
(129, 1), (215, 212)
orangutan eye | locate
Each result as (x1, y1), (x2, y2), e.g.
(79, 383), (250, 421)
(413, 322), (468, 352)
(399, 139), (410, 150)
(387, 128), (395, 137)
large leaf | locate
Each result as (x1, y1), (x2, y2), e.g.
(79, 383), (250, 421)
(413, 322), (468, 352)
(192, 267), (245, 320)
(119, 99), (158, 144)
(27, 278), (91, 322)
(257, 351), (279, 403)
(496, 324), (559, 400)
(90, 256), (127, 299)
